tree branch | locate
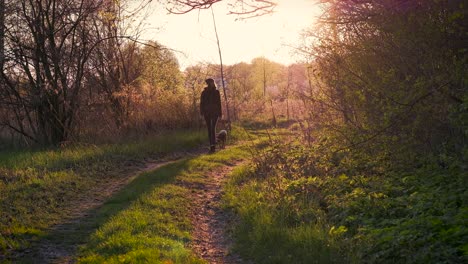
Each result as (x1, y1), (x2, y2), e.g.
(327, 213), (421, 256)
(165, 0), (276, 17)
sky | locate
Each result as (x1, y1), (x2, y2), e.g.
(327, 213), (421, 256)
(137, 0), (322, 69)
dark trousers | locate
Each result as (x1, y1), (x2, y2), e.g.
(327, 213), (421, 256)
(204, 114), (218, 146)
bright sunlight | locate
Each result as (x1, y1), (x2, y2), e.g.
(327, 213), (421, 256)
(143, 0), (322, 67)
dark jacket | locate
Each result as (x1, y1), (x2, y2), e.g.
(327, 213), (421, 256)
(200, 87), (222, 117)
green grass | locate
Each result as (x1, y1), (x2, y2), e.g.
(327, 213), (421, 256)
(220, 128), (351, 263)
(0, 130), (206, 169)
(76, 161), (201, 264)
(0, 124), (279, 262)
(1, 129), (206, 259)
(76, 138), (254, 263)
(223, 164), (347, 264)
(1, 125), (263, 262)
(223, 139), (467, 263)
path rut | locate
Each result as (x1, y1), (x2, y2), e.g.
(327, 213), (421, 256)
(19, 148), (246, 264)
(25, 150), (204, 264)
(187, 162), (246, 264)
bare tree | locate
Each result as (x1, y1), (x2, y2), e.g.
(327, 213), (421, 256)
(0, 0), (106, 145)
(163, 0), (276, 18)
(86, 0), (145, 129)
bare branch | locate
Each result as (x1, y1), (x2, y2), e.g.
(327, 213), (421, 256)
(165, 0), (276, 17)
(0, 121), (38, 143)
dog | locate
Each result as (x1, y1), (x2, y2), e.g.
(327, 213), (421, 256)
(217, 119), (231, 131)
(216, 130), (227, 149)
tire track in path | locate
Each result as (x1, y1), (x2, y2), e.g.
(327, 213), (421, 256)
(186, 161), (248, 264)
(26, 150), (204, 264)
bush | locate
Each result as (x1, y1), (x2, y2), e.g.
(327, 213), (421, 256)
(226, 139), (467, 263)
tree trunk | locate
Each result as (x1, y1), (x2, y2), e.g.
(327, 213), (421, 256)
(0, 0), (4, 72)
(211, 7), (231, 129)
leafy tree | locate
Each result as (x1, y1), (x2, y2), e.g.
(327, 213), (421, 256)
(225, 62), (255, 120)
(302, 0), (467, 161)
(139, 41), (183, 93)
(184, 63), (211, 125)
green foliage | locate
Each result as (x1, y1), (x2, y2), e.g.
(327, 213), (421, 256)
(303, 0), (467, 164)
(224, 145), (349, 263)
(291, 2), (468, 260)
(225, 139), (467, 263)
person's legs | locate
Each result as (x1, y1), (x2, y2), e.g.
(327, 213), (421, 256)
(210, 115), (219, 146)
(204, 115), (212, 147)
(204, 114), (219, 153)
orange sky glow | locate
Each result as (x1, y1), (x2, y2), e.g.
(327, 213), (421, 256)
(138, 0), (322, 69)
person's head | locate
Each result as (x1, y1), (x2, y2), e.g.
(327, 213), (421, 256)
(205, 78), (216, 89)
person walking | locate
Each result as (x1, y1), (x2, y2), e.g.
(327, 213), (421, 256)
(200, 78), (222, 153)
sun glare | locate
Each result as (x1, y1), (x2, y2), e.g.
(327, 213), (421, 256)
(143, 0), (321, 68)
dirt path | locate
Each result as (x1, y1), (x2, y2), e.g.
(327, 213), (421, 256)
(20, 148), (247, 264)
(187, 162), (246, 264)
(30, 150), (204, 264)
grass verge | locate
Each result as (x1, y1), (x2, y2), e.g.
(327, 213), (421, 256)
(223, 138), (467, 263)
(1, 129), (206, 259)
(223, 164), (347, 264)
